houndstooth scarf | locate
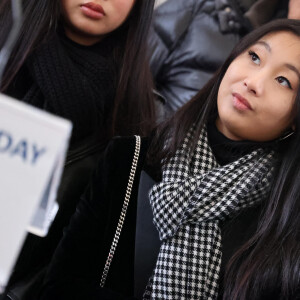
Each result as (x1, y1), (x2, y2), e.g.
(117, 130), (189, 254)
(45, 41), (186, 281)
(144, 126), (276, 300)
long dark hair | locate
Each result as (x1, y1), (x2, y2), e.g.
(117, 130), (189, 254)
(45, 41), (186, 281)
(0, 0), (156, 137)
(149, 19), (300, 299)
(109, 0), (156, 136)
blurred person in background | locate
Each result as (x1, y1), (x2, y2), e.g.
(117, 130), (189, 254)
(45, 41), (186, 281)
(288, 0), (300, 19)
(0, 1), (157, 299)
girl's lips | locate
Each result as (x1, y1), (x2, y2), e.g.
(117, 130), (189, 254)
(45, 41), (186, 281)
(80, 2), (105, 19)
(232, 92), (253, 111)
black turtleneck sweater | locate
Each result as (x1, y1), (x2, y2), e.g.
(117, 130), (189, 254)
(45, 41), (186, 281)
(6, 31), (117, 145)
(206, 120), (274, 165)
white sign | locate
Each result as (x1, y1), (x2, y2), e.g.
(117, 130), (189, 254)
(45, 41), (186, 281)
(0, 93), (72, 292)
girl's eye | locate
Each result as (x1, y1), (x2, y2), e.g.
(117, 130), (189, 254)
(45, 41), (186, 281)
(276, 76), (292, 89)
(248, 50), (260, 65)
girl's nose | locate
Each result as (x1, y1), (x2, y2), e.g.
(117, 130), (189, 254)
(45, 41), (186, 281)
(243, 73), (265, 96)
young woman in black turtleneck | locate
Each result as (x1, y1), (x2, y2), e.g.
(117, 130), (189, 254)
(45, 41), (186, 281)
(0, 0), (157, 296)
(1, 0), (156, 143)
(40, 19), (300, 300)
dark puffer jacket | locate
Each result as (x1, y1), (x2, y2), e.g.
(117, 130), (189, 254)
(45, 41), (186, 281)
(149, 0), (288, 114)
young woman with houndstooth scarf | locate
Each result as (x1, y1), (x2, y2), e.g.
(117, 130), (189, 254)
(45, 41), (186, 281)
(40, 19), (300, 300)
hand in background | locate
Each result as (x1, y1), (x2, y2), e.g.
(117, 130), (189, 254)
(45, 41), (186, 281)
(288, 0), (300, 20)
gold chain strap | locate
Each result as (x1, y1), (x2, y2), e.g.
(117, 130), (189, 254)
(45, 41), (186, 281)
(100, 135), (141, 287)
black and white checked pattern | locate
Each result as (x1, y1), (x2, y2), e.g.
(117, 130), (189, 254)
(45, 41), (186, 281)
(144, 126), (275, 299)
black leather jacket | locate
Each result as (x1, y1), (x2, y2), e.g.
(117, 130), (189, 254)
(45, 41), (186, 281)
(149, 0), (288, 114)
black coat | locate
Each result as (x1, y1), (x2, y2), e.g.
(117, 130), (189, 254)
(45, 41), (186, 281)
(40, 137), (149, 300)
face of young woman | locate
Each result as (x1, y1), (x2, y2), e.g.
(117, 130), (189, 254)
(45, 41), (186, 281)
(216, 31), (300, 141)
(61, 0), (135, 45)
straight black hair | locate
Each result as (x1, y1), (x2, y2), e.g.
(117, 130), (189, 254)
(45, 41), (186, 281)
(149, 19), (300, 299)
(0, 0), (156, 137)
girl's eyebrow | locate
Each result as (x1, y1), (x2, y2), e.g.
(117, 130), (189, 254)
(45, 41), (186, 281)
(256, 40), (271, 52)
(255, 40), (300, 80)
(285, 63), (300, 81)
